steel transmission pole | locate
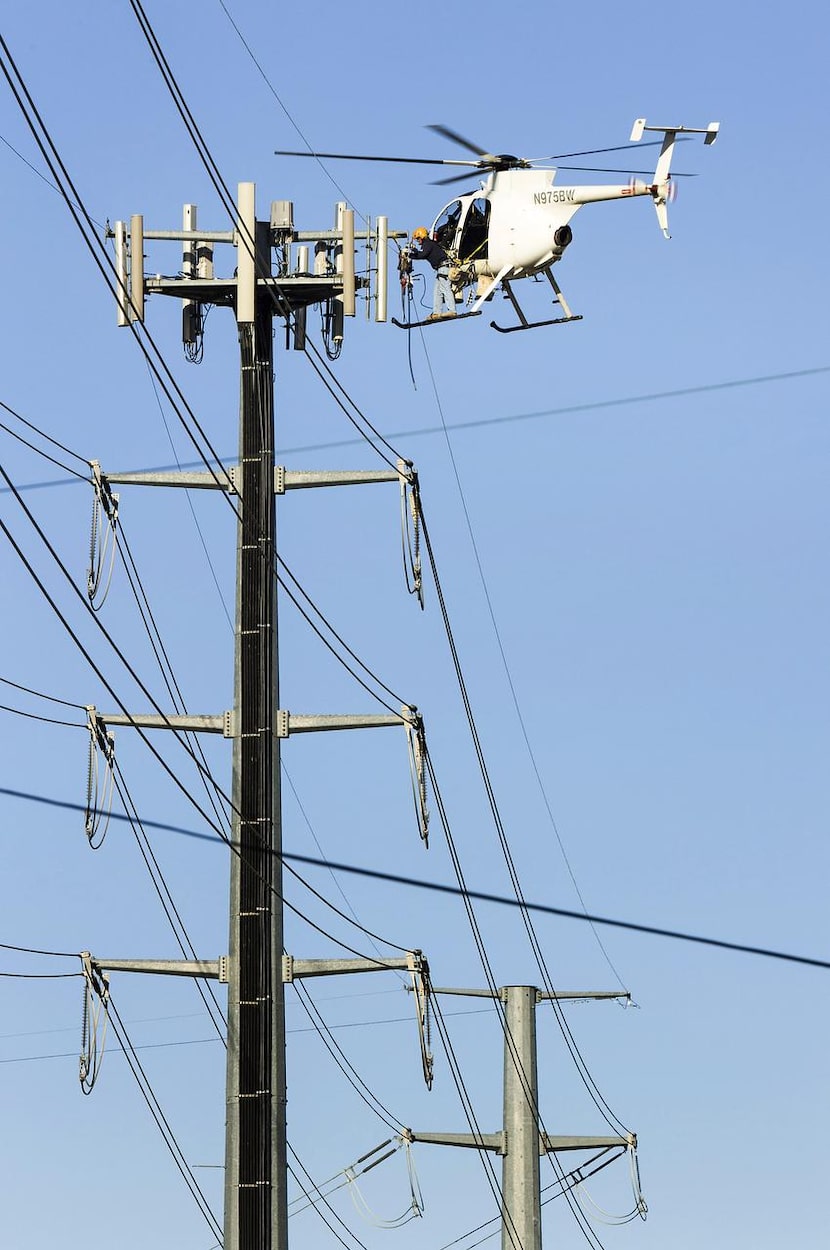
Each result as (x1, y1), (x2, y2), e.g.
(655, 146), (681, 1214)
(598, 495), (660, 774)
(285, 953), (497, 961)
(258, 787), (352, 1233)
(409, 985), (633, 1250)
(224, 201), (286, 1250)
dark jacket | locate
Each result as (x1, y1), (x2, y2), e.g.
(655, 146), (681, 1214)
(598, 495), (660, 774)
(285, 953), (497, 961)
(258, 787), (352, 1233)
(410, 237), (449, 271)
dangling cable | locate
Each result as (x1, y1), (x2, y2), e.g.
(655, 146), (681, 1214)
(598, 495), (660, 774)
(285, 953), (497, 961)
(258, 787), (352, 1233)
(572, 1142), (647, 1226)
(398, 460), (424, 608)
(629, 1141), (648, 1219)
(79, 952), (109, 1094)
(408, 952), (434, 1089)
(86, 461), (119, 610)
(403, 706), (429, 847)
(346, 1134), (424, 1229)
(84, 706), (115, 849)
(396, 243), (418, 387)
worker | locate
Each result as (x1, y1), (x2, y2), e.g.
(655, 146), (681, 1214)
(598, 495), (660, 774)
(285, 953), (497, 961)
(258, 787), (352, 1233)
(409, 227), (456, 320)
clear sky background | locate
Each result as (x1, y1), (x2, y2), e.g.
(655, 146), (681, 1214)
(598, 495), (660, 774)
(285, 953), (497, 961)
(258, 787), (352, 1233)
(1, 4), (828, 1250)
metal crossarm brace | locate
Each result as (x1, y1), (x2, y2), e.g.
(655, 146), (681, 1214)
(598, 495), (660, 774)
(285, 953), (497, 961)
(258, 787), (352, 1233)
(87, 955), (229, 982)
(96, 709), (413, 738)
(102, 465), (410, 494)
(409, 1130), (505, 1154)
(541, 1134), (635, 1153)
(283, 951), (422, 982)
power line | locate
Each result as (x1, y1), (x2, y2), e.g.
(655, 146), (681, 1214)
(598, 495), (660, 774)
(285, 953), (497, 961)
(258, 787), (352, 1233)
(8, 362), (828, 495)
(2, 786), (826, 972)
(417, 344), (626, 989)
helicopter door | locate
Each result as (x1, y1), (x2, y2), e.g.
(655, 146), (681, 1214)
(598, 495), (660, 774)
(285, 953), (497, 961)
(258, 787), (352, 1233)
(457, 197), (490, 263)
(432, 200), (463, 250)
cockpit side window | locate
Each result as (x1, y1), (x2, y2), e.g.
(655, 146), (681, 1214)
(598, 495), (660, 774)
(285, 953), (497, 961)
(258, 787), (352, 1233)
(433, 200), (463, 250)
(458, 198), (490, 262)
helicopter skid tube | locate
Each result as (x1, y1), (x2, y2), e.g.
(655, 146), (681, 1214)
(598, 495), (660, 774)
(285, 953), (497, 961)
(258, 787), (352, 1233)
(490, 313), (583, 334)
(391, 310), (483, 329)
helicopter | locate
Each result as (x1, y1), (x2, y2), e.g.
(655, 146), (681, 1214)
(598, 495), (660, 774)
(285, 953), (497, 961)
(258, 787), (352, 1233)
(276, 118), (720, 333)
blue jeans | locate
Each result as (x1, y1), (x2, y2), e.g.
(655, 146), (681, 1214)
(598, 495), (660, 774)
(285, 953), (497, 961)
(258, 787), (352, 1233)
(433, 266), (455, 316)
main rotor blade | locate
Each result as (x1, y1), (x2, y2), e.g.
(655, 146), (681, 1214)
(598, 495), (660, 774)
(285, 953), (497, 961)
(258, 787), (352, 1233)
(430, 170), (484, 186)
(432, 164), (697, 185)
(426, 124), (489, 158)
(553, 165), (697, 176)
(274, 149), (481, 167)
(529, 137), (691, 161)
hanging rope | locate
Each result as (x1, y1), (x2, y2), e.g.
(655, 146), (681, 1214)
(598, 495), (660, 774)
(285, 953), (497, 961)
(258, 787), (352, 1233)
(408, 951), (434, 1089)
(346, 1133), (424, 1229)
(79, 952), (110, 1094)
(84, 706), (115, 849)
(403, 705), (429, 847)
(86, 460), (119, 610)
(398, 460), (424, 609)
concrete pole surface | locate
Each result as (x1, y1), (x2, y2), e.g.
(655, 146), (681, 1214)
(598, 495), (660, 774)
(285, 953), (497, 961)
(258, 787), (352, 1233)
(502, 986), (541, 1250)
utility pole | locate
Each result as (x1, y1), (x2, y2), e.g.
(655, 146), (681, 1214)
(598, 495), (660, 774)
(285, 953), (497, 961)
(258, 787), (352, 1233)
(409, 985), (635, 1250)
(82, 184), (428, 1250)
(225, 184), (283, 1250)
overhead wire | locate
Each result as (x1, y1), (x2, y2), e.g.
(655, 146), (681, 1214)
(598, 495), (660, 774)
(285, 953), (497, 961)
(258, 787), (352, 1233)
(418, 681), (620, 1247)
(289, 980), (404, 1133)
(115, 516), (234, 841)
(0, 700), (84, 730)
(6, 363), (830, 497)
(1, 466), (418, 966)
(215, 0), (368, 225)
(399, 325), (639, 1238)
(126, 0), (410, 475)
(104, 990), (225, 1244)
(134, 368), (409, 967)
(0, 399), (91, 480)
(0, 35), (237, 505)
(109, 758), (228, 1040)
(426, 987), (528, 1250)
(288, 1148), (370, 1250)
(0, 455), (241, 838)
(433, 1147), (627, 1250)
(417, 347), (626, 987)
(6, 785), (828, 970)
(421, 506), (633, 1143)
(2, 58), (408, 756)
(0, 129), (107, 227)
(0, 970), (82, 979)
(0, 390), (405, 784)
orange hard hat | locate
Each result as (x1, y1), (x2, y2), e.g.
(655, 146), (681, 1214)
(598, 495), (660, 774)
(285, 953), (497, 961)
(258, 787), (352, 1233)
(412, 226), (429, 240)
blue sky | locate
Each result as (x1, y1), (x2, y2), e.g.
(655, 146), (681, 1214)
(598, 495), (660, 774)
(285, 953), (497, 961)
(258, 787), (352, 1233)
(1, 4), (828, 1250)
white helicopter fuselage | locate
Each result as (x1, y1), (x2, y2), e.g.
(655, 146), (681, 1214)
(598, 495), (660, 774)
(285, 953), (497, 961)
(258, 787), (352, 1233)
(433, 167), (653, 284)
(416, 119), (718, 327)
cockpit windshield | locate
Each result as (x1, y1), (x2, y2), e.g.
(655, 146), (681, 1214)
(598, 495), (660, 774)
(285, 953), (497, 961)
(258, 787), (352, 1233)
(432, 200), (463, 250)
(458, 198), (490, 262)
(432, 197), (491, 261)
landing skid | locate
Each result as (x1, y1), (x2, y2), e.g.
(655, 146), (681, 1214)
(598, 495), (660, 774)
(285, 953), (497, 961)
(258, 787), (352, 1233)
(491, 313), (583, 334)
(392, 310), (482, 329)
(489, 270), (583, 334)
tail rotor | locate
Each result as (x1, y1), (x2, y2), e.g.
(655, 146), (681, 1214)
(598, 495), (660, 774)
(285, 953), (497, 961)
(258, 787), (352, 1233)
(630, 119), (718, 238)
